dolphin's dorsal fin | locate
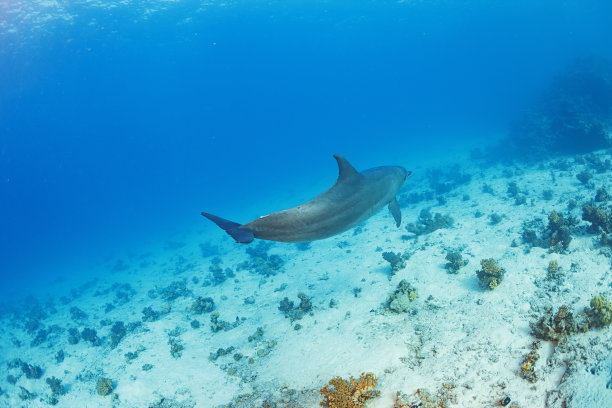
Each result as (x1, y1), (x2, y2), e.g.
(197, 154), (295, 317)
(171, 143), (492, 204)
(333, 154), (360, 182)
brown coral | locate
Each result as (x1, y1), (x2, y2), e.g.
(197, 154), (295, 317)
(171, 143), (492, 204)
(529, 305), (587, 342)
(519, 341), (540, 383)
(476, 258), (505, 290)
(393, 387), (456, 408)
(319, 372), (380, 408)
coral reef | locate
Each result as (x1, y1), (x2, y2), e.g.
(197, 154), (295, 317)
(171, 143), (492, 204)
(69, 306), (87, 322)
(125, 350), (139, 361)
(168, 337), (184, 358)
(398, 190), (435, 207)
(582, 203), (612, 234)
(237, 241), (285, 277)
(190, 297), (215, 314)
(445, 250), (467, 274)
(384, 280), (418, 313)
(248, 327), (264, 342)
(46, 376), (64, 396)
(30, 324), (62, 347)
(20, 361), (43, 379)
(158, 280), (190, 301)
(95, 282), (137, 306)
(595, 187), (610, 202)
(600, 232), (612, 248)
(55, 350), (65, 363)
(502, 57), (612, 160)
(514, 195), (527, 206)
(18, 386), (35, 400)
(546, 260), (564, 283)
(279, 293), (313, 322)
(208, 346), (235, 362)
(585, 152), (612, 173)
(476, 258), (505, 290)
(68, 327), (80, 344)
(149, 396), (196, 408)
(382, 251), (408, 276)
(521, 211), (575, 253)
(170, 255), (196, 275)
(481, 183), (495, 195)
(96, 377), (114, 396)
(406, 209), (454, 236)
(530, 305), (587, 342)
(319, 372), (380, 408)
(210, 311), (241, 332)
(142, 306), (161, 322)
(507, 181), (522, 199)
(576, 170), (593, 185)
(81, 327), (99, 345)
(489, 213), (502, 225)
(208, 257), (235, 285)
(519, 341), (540, 383)
(585, 295), (612, 328)
(426, 165), (471, 195)
(547, 211), (574, 252)
(110, 321), (126, 349)
(210, 311), (230, 332)
(531, 296), (610, 342)
(124, 345), (145, 361)
(521, 219), (547, 248)
(393, 386), (456, 408)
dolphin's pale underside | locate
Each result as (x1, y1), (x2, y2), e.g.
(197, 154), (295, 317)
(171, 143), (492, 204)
(202, 154), (411, 243)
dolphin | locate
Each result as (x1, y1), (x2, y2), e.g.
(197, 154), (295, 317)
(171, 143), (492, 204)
(202, 154), (411, 243)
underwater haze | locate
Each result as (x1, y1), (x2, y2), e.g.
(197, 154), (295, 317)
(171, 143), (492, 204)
(1, 1), (612, 407)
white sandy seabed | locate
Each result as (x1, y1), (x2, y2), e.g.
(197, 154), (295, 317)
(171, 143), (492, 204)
(0, 150), (611, 408)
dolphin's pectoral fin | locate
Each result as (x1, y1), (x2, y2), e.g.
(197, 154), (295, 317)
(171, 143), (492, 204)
(388, 197), (401, 227)
(201, 212), (254, 243)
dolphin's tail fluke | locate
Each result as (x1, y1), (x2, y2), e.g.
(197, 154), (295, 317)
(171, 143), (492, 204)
(201, 212), (254, 243)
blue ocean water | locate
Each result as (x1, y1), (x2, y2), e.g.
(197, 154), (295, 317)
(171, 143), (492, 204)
(2, 0), (609, 294)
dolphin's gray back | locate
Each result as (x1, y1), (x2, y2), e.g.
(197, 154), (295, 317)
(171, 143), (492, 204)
(245, 160), (402, 242)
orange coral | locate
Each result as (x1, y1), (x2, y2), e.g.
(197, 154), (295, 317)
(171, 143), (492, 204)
(319, 372), (380, 408)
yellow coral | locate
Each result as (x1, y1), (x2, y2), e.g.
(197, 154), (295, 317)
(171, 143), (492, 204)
(319, 372), (380, 408)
